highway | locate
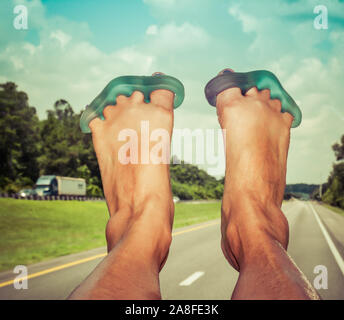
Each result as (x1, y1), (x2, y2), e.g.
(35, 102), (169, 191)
(0, 200), (343, 300)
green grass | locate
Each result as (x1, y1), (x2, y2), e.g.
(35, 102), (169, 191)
(322, 203), (344, 217)
(172, 201), (221, 228)
(0, 199), (221, 271)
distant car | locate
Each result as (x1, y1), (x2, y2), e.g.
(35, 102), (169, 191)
(173, 196), (180, 203)
(17, 189), (37, 198)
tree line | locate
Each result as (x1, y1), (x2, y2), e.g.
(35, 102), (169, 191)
(313, 135), (344, 209)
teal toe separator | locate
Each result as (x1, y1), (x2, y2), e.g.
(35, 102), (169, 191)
(205, 70), (302, 128)
(80, 75), (185, 133)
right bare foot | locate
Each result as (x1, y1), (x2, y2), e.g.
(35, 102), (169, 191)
(216, 75), (319, 299)
(217, 84), (292, 267)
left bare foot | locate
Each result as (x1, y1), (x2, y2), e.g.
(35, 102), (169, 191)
(69, 76), (176, 299)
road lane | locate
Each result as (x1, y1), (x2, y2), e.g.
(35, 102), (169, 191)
(0, 200), (343, 299)
(284, 200), (344, 299)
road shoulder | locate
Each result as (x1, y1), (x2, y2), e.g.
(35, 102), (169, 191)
(312, 202), (344, 262)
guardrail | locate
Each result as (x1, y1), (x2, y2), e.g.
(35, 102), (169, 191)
(0, 193), (104, 201)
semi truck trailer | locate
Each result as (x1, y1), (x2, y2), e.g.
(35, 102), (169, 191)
(34, 175), (86, 196)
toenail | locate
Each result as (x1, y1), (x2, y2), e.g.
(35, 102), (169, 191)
(152, 72), (165, 76)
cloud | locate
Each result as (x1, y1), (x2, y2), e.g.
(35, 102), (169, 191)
(0, 1), (210, 119)
(0, 36), (155, 116)
(146, 24), (158, 35)
(228, 5), (258, 33)
(274, 56), (344, 183)
(227, 0), (344, 61)
(144, 22), (209, 52)
(0, 2), (155, 117)
(49, 30), (71, 48)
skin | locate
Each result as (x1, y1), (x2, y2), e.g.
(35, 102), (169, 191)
(217, 84), (319, 299)
(68, 72), (320, 300)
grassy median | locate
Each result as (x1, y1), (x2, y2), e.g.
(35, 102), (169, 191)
(0, 198), (221, 271)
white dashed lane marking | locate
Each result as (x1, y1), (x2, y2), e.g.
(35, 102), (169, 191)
(309, 203), (344, 276)
(179, 271), (205, 286)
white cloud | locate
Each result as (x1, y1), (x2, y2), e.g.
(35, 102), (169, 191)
(50, 30), (71, 48)
(0, 29), (155, 118)
(0, 0), (209, 121)
(227, 0), (344, 59)
(145, 22), (209, 52)
(146, 24), (158, 35)
(272, 56), (344, 183)
(228, 5), (258, 33)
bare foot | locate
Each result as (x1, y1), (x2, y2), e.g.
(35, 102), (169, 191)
(91, 86), (174, 251)
(217, 86), (291, 266)
(69, 76), (175, 299)
(217, 83), (319, 299)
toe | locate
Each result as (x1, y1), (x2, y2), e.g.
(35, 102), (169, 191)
(216, 87), (242, 107)
(282, 112), (294, 128)
(116, 94), (129, 105)
(260, 89), (271, 101)
(245, 87), (259, 97)
(103, 105), (116, 120)
(269, 99), (282, 112)
(130, 91), (145, 103)
(89, 116), (103, 132)
(150, 89), (174, 110)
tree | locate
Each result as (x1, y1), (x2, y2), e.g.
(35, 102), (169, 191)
(38, 99), (102, 191)
(332, 135), (344, 161)
(0, 82), (40, 192)
(322, 134), (344, 209)
(170, 161), (223, 199)
(76, 164), (103, 197)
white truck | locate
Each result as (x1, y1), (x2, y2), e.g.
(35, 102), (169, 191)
(34, 175), (86, 196)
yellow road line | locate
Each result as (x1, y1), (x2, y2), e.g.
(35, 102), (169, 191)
(172, 221), (219, 236)
(0, 220), (219, 288)
(0, 253), (107, 288)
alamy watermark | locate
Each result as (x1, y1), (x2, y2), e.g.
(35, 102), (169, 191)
(117, 121), (225, 176)
(13, 4), (28, 30)
(313, 265), (328, 290)
(13, 265), (28, 289)
(313, 5), (328, 30)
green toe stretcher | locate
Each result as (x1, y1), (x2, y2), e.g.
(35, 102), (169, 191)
(80, 74), (185, 133)
(204, 70), (302, 128)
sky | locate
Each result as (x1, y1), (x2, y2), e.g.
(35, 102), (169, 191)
(1, 0), (344, 183)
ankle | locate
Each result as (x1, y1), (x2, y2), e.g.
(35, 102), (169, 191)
(105, 196), (174, 267)
(221, 196), (289, 269)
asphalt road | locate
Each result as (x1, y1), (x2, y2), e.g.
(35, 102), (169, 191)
(0, 200), (343, 300)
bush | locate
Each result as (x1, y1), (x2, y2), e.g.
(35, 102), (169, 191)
(170, 162), (224, 200)
(213, 184), (224, 199)
(0, 176), (34, 194)
(171, 179), (223, 200)
(322, 162), (344, 209)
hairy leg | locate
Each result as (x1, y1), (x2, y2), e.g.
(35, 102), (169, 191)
(217, 85), (320, 300)
(68, 86), (175, 300)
